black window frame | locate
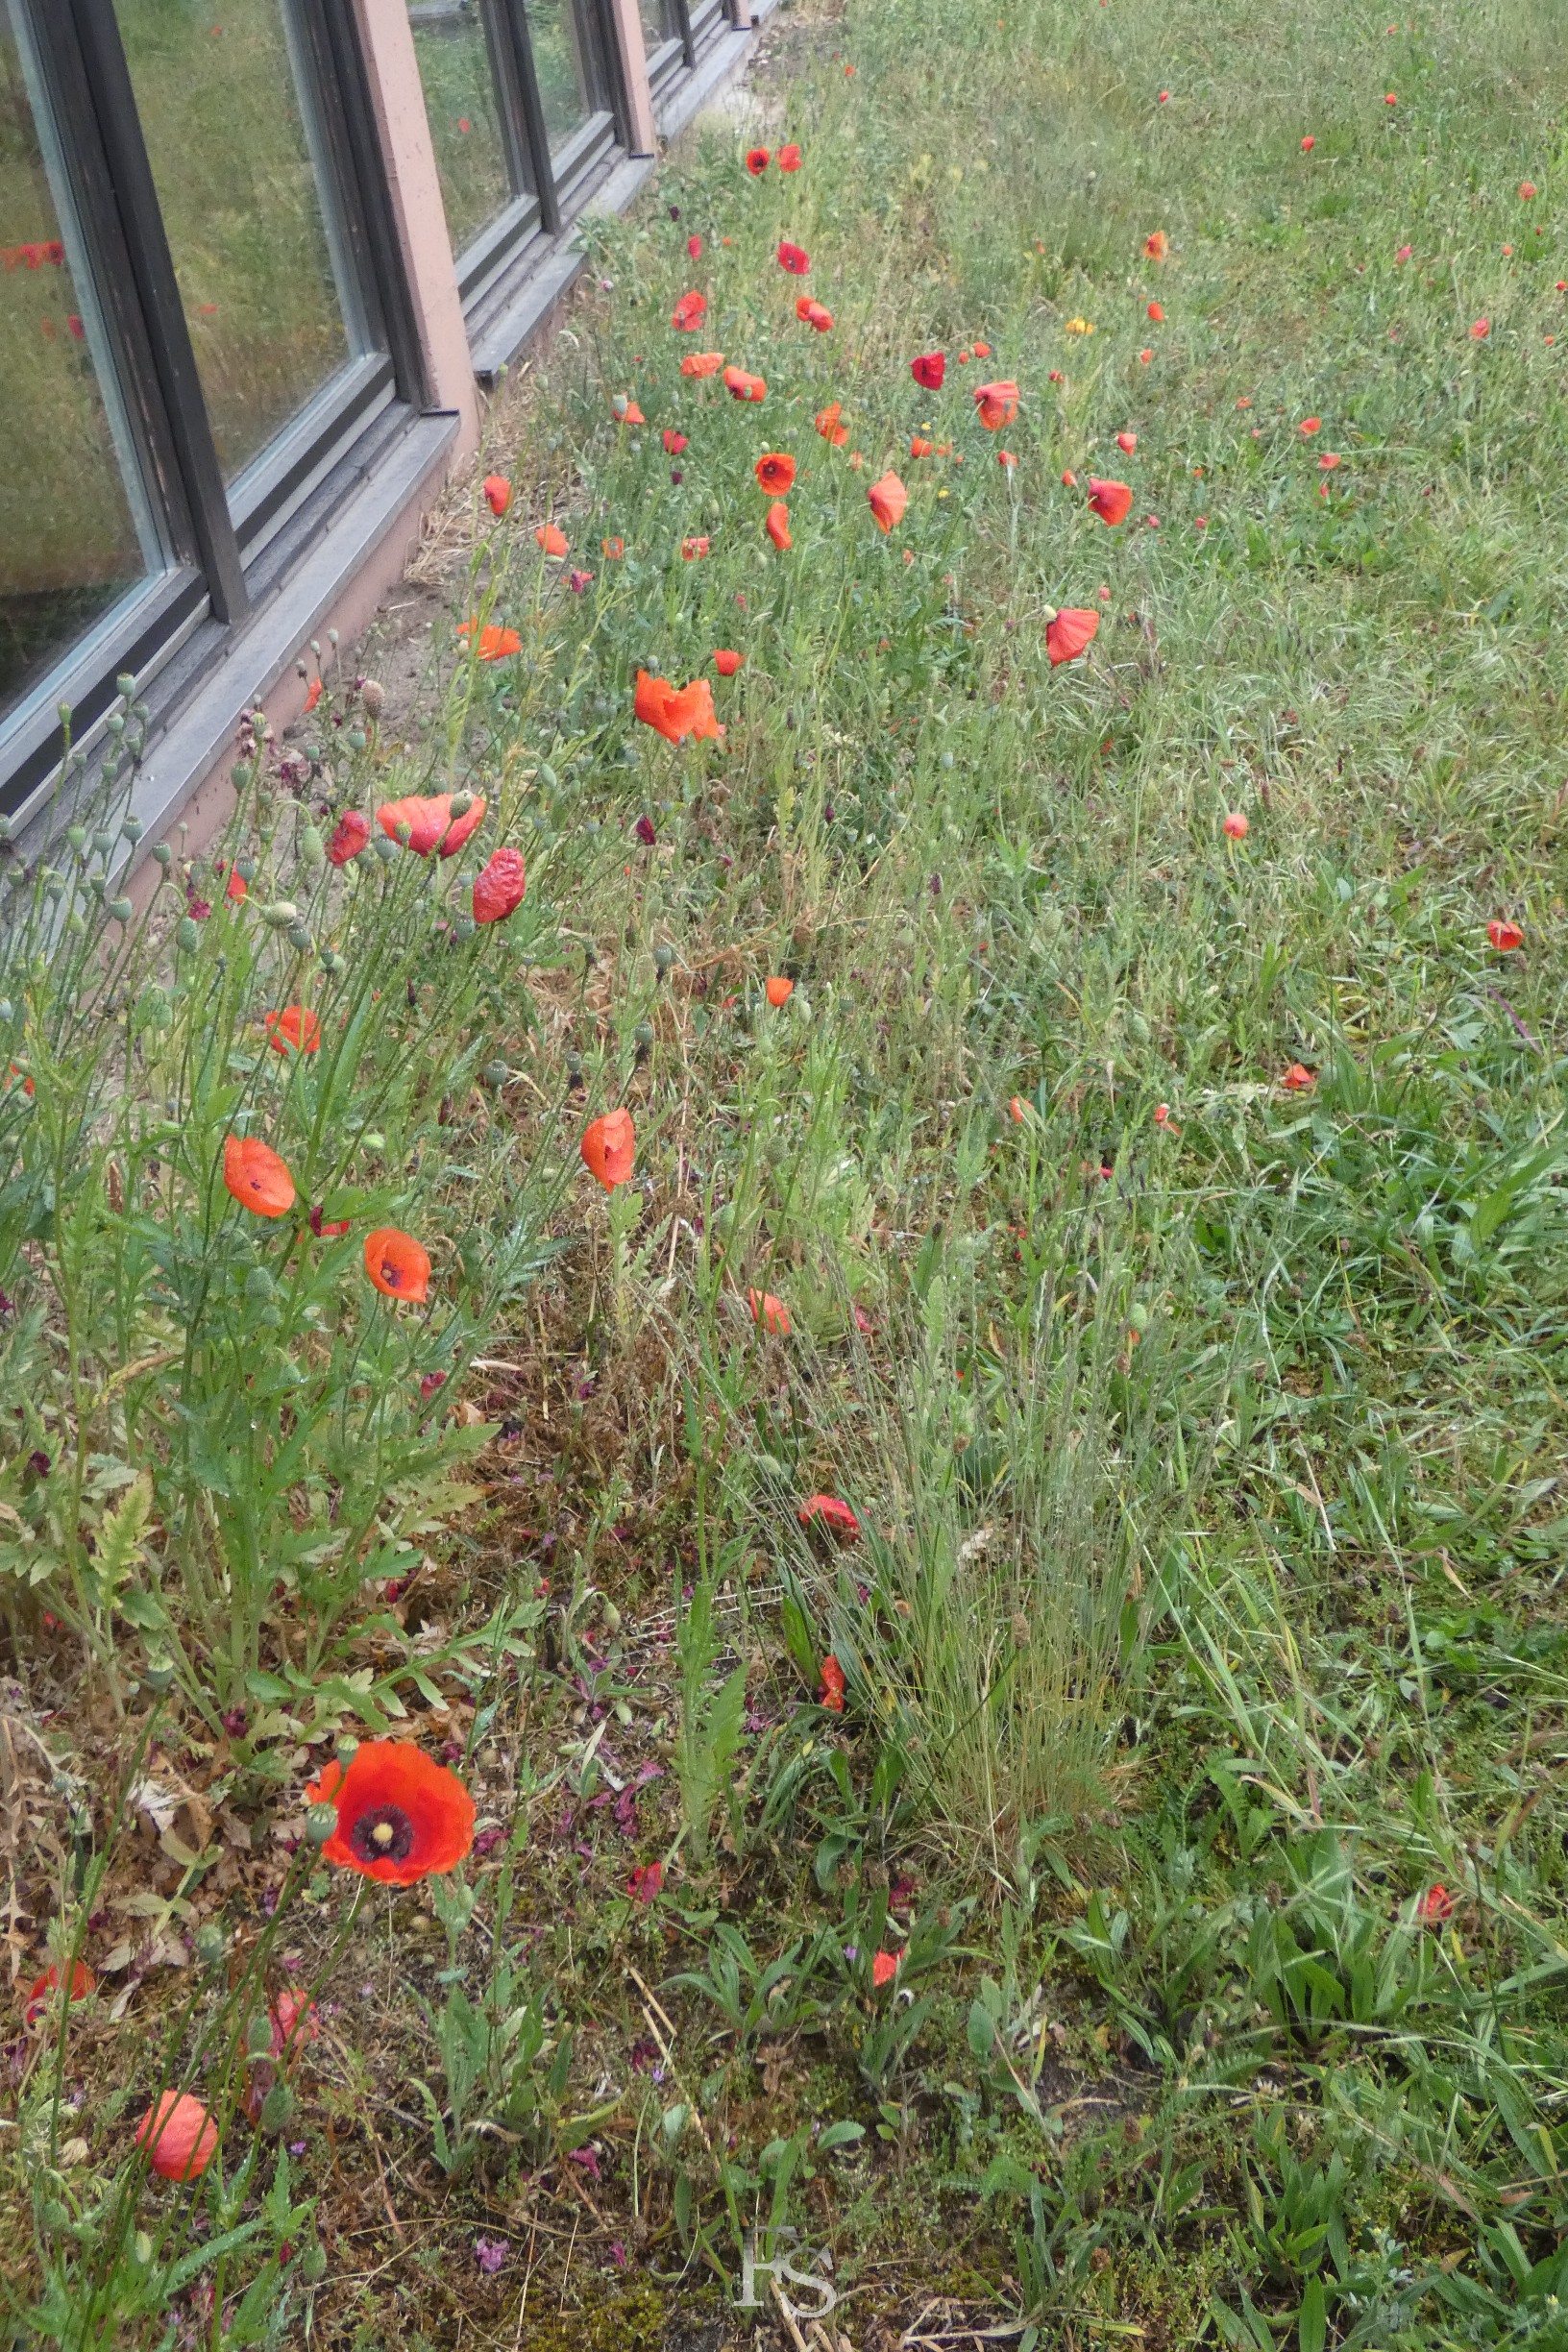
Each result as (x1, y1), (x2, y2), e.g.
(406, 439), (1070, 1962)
(1, 0), (427, 830)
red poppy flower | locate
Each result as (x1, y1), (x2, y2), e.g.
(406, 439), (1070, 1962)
(714, 649), (744, 676)
(663, 428), (688, 454)
(455, 619), (522, 661)
(871, 1950), (898, 1989)
(1144, 231), (1168, 259)
(1487, 919), (1523, 952)
(1045, 607), (1098, 665)
(1061, 468), (1077, 487)
(1299, 416), (1321, 435)
(1087, 478), (1133, 526)
(680, 350), (723, 378)
(602, 535), (625, 557)
(723, 366), (767, 403)
(1157, 88), (1169, 103)
(746, 146), (770, 174)
(973, 339), (992, 358)
(1147, 301), (1164, 322)
(226, 868), (247, 903)
(766, 502), (792, 551)
(1281, 1063), (1315, 1091)
(377, 792), (487, 858)
(1154, 1103), (1179, 1131)
(223, 1136), (295, 1218)
(482, 475), (511, 517)
(303, 677), (323, 715)
(1396, 244), (1412, 261)
(1384, 90), (1396, 106)
(1115, 430), (1138, 454)
(1520, 181), (1538, 200)
(798, 299), (833, 331)
(1318, 452), (1341, 471)
(1470, 317), (1490, 340)
(973, 380), (1019, 429)
(671, 288), (706, 332)
(536, 523), (568, 556)
(749, 1288), (791, 1335)
(23, 1959), (95, 2026)
(756, 452), (796, 495)
(308, 1204), (351, 1238)
(306, 1741), (474, 1884)
(778, 142), (802, 171)
(635, 671), (723, 745)
(1301, 134), (1315, 151)
(820, 1654), (845, 1710)
(581, 1108), (635, 1189)
(765, 976), (794, 1006)
(1223, 811), (1249, 840)
(610, 394), (646, 424)
(474, 845), (526, 924)
(1417, 1883), (1454, 1928)
(266, 1988), (317, 2060)
(816, 402), (849, 445)
(135, 2092), (219, 2182)
(798, 1493), (859, 1539)
(997, 449), (1017, 468)
(911, 351), (945, 390)
(327, 810), (370, 865)
(264, 1006), (320, 1056)
(364, 1228), (431, 1301)
(868, 471), (908, 532)
(1009, 1096), (1026, 1122)
(682, 535), (710, 560)
(777, 240), (810, 275)
(910, 435), (934, 458)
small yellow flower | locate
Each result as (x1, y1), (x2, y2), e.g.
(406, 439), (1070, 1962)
(1064, 317), (1097, 335)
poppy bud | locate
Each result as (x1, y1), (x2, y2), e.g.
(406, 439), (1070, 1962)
(449, 791), (475, 819)
(194, 1923), (225, 1968)
(259, 901), (299, 929)
(305, 1801), (338, 1846)
(300, 825), (325, 869)
(176, 919), (200, 952)
(247, 2013), (276, 2058)
(302, 2246), (328, 2287)
(259, 2082), (296, 2135)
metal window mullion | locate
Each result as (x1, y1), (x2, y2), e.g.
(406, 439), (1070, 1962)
(499, 0), (563, 235)
(579, 0), (633, 151)
(58, 0), (247, 626)
(307, 0), (430, 412)
(668, 0), (696, 69)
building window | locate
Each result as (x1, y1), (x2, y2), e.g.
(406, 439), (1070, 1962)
(0, 12), (167, 733)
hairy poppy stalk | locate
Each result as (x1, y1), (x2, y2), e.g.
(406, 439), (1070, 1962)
(306, 1741), (474, 1884)
(365, 1228), (431, 1301)
(581, 1108), (635, 1189)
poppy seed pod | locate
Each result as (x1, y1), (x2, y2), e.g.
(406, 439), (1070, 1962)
(306, 1801), (337, 1846)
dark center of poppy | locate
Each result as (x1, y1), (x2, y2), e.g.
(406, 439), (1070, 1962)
(349, 1803), (415, 1864)
(380, 1259), (403, 1288)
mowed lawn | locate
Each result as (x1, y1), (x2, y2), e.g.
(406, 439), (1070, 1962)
(8, 1), (1568, 2347)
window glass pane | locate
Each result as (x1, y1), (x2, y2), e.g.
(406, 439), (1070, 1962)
(406, 0), (514, 258)
(111, 0), (364, 484)
(524, 1), (594, 150)
(640, 0), (673, 49)
(0, 15), (160, 727)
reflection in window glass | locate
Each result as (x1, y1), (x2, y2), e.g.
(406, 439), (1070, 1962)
(639, 0), (673, 53)
(0, 18), (159, 725)
(524, 1), (593, 151)
(112, 0), (362, 484)
(406, 0), (513, 257)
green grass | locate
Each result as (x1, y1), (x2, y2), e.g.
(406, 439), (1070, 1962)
(5, 0), (1568, 2344)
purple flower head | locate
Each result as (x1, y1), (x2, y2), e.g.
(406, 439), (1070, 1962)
(474, 2237), (508, 2275)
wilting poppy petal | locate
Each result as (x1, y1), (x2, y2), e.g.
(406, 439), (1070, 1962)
(482, 475), (511, 517)
(327, 810), (370, 865)
(1086, 478), (1134, 526)
(755, 452), (796, 495)
(778, 142), (802, 171)
(973, 379), (1019, 429)
(536, 523), (569, 556)
(765, 501), (792, 551)
(1116, 429), (1138, 453)
(377, 792), (487, 858)
(1418, 1884), (1454, 1928)
(867, 471), (908, 532)
(687, 233), (702, 257)
(776, 240), (810, 275)
(671, 288), (706, 331)
(1281, 1063), (1315, 1091)
(680, 351), (724, 378)
(474, 846), (526, 925)
(226, 869), (247, 903)
(306, 1741), (474, 1885)
(264, 1006), (321, 1056)
(871, 1950), (899, 1989)
(628, 1860), (664, 1902)
(1487, 919), (1523, 951)
(746, 147), (770, 175)
(223, 1136), (295, 1219)
(749, 1288), (791, 1335)
(911, 351), (945, 390)
(801, 300), (833, 331)
(820, 1654), (845, 1710)
(601, 535), (625, 557)
(309, 1203), (351, 1238)
(364, 1228), (431, 1301)
(1223, 811), (1249, 840)
(798, 1493), (859, 1539)
(765, 975), (794, 1006)
(1298, 416), (1321, 435)
(609, 394), (646, 424)
(1044, 607), (1099, 665)
(714, 649), (744, 676)
(815, 402), (849, 445)
(303, 677), (323, 714)
(135, 2092), (219, 2182)
(1144, 231), (1168, 259)
(23, 1959), (95, 2027)
(723, 365), (768, 403)
(682, 535), (710, 560)
(664, 428), (689, 454)
(581, 1108), (635, 1189)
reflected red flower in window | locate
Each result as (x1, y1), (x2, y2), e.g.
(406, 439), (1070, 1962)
(306, 1741), (474, 1884)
